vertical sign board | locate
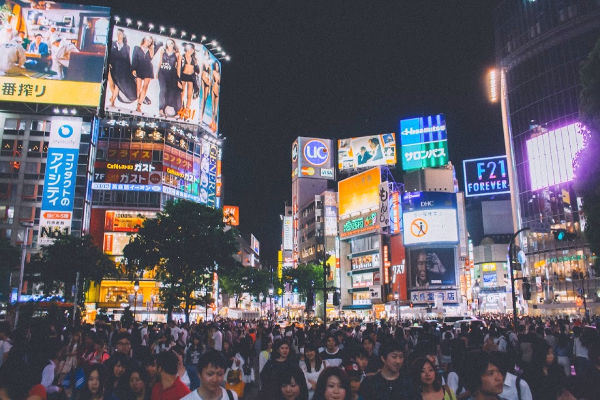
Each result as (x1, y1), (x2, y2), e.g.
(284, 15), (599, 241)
(379, 182), (391, 230)
(283, 216), (293, 251)
(38, 118), (83, 246)
(251, 234), (260, 256)
(399, 114), (449, 171)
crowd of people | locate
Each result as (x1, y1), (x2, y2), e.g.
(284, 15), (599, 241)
(0, 315), (599, 400)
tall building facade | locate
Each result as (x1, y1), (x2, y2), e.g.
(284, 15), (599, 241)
(495, 0), (600, 313)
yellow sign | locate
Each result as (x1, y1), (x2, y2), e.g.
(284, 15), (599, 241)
(338, 167), (381, 216)
(482, 263), (497, 272)
(0, 77), (102, 107)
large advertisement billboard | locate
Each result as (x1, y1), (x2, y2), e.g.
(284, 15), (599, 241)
(408, 247), (456, 289)
(104, 26), (220, 134)
(338, 133), (396, 171)
(399, 114), (448, 171)
(463, 155), (510, 197)
(295, 137), (335, 180)
(402, 192), (458, 246)
(38, 117), (82, 246)
(0, 1), (110, 106)
(223, 205), (239, 226)
(338, 167), (381, 217)
(526, 122), (585, 191)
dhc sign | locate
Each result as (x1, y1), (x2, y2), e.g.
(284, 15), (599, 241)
(303, 139), (329, 166)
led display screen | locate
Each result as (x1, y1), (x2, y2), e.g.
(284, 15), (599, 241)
(463, 155), (510, 197)
(338, 133), (396, 171)
(402, 192), (458, 246)
(0, 1), (110, 106)
(399, 114), (448, 171)
(408, 247), (456, 289)
(338, 167), (381, 217)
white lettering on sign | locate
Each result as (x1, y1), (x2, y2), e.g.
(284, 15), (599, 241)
(404, 147), (446, 161)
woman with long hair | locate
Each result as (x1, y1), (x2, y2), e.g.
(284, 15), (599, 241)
(410, 357), (456, 400)
(299, 343), (323, 399)
(261, 339), (302, 398)
(131, 35), (155, 112)
(276, 364), (309, 400)
(75, 365), (106, 400)
(179, 43), (199, 119)
(107, 29), (136, 106)
(313, 367), (352, 400)
(105, 352), (130, 399)
(123, 366), (150, 400)
(199, 48), (211, 123)
(209, 61), (220, 132)
(156, 38), (181, 117)
(525, 342), (572, 400)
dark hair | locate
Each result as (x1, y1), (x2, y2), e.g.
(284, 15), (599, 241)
(80, 364), (107, 400)
(325, 333), (339, 346)
(355, 349), (369, 360)
(303, 343), (323, 373)
(369, 137), (380, 147)
(156, 350), (179, 376)
(124, 366), (148, 395)
(313, 367), (351, 400)
(380, 340), (404, 359)
(278, 365), (309, 400)
(106, 352), (130, 374)
(362, 337), (374, 346)
(114, 332), (132, 346)
(463, 351), (503, 393)
(272, 338), (291, 360)
(197, 350), (228, 373)
(411, 357), (442, 393)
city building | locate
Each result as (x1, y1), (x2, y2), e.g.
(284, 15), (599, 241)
(495, 0), (600, 314)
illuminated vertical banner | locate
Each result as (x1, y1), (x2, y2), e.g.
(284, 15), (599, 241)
(38, 117), (83, 246)
(200, 145), (210, 205)
(207, 144), (218, 207)
(389, 191), (401, 235)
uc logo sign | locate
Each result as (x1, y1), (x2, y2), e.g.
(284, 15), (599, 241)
(58, 124), (74, 138)
(303, 139), (329, 166)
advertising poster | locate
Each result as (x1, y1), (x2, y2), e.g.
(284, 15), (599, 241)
(296, 137), (335, 180)
(38, 117), (82, 246)
(93, 161), (162, 185)
(223, 205), (239, 226)
(463, 155), (510, 197)
(282, 216), (293, 250)
(408, 247), (456, 289)
(399, 114), (448, 171)
(0, 1), (110, 106)
(402, 192), (458, 246)
(251, 234), (260, 256)
(410, 289), (458, 304)
(338, 133), (397, 171)
(104, 26), (220, 134)
(338, 167), (381, 217)
(104, 210), (156, 233)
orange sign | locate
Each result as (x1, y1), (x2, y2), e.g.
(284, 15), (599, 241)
(223, 206), (240, 226)
(338, 167), (381, 216)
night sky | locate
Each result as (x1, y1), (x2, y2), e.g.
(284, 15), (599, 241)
(80, 0), (503, 266)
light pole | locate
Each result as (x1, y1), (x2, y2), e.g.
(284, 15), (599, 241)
(268, 286), (274, 319)
(133, 280), (139, 322)
(14, 222), (33, 329)
(394, 291), (400, 322)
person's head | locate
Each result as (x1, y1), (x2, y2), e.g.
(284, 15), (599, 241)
(314, 367), (351, 400)
(33, 33), (42, 44)
(379, 341), (405, 374)
(142, 355), (158, 381)
(107, 352), (129, 379)
(304, 343), (317, 361)
(368, 137), (379, 149)
(114, 332), (132, 355)
(346, 370), (362, 396)
(116, 29), (126, 44)
(171, 345), (185, 366)
(278, 365), (308, 400)
(411, 357), (442, 392)
(532, 342), (555, 368)
(362, 337), (374, 354)
(463, 352), (504, 397)
(165, 38), (177, 51)
(141, 35), (153, 47)
(325, 334), (338, 352)
(156, 351), (178, 378)
(273, 339), (290, 360)
(354, 349), (369, 370)
(416, 252), (427, 283)
(197, 351), (228, 393)
(359, 146), (367, 155)
(185, 42), (195, 53)
(126, 367), (147, 396)
(86, 365), (106, 397)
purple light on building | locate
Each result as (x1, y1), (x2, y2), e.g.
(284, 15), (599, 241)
(526, 122), (586, 191)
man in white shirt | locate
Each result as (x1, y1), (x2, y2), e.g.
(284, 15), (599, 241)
(0, 323), (12, 368)
(41, 342), (64, 394)
(211, 325), (223, 351)
(490, 351), (533, 400)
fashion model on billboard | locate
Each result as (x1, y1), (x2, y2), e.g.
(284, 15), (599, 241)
(157, 39), (182, 117)
(412, 250), (448, 288)
(107, 29), (136, 107)
(132, 35), (156, 112)
(180, 42), (200, 118)
(199, 47), (211, 123)
(210, 61), (221, 132)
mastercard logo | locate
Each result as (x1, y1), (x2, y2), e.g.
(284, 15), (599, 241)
(301, 166), (315, 176)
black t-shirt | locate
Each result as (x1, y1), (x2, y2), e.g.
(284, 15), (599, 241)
(359, 370), (414, 400)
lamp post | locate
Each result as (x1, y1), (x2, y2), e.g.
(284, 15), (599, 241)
(268, 286), (274, 319)
(133, 280), (139, 321)
(14, 222), (33, 329)
(394, 291), (400, 322)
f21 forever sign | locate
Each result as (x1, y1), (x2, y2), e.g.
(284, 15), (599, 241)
(402, 192), (458, 246)
(463, 155), (510, 197)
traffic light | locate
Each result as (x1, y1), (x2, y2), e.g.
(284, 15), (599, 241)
(333, 290), (340, 306)
(553, 229), (576, 241)
(522, 278), (531, 300)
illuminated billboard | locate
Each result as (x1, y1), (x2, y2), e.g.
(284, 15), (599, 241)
(338, 167), (381, 217)
(93, 161), (162, 185)
(399, 114), (448, 171)
(38, 117), (82, 246)
(295, 137), (335, 180)
(338, 133), (396, 171)
(282, 216), (293, 251)
(223, 205), (239, 226)
(0, 1), (110, 107)
(402, 192), (458, 246)
(526, 122), (586, 191)
(104, 26), (220, 134)
(408, 247), (456, 289)
(104, 210), (156, 233)
(251, 234), (260, 256)
(463, 155), (510, 197)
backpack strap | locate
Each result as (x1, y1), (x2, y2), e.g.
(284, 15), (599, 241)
(516, 375), (522, 400)
(226, 388), (234, 400)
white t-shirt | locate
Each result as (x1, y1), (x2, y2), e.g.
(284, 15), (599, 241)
(212, 330), (223, 351)
(0, 340), (12, 368)
(171, 326), (182, 342)
(180, 387), (238, 400)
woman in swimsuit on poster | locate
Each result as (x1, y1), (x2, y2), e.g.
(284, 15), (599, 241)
(209, 61), (220, 132)
(179, 43), (200, 119)
(199, 48), (211, 123)
(131, 35), (156, 112)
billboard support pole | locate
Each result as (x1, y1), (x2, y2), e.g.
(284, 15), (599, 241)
(508, 227), (530, 330)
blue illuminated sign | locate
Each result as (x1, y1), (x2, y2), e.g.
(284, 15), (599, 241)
(463, 155), (510, 197)
(42, 148), (78, 211)
(399, 114), (449, 170)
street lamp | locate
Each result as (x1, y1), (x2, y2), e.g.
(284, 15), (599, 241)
(133, 280), (140, 321)
(14, 222), (33, 329)
(394, 291), (400, 322)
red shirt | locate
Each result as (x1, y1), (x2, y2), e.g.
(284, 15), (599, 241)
(151, 377), (190, 400)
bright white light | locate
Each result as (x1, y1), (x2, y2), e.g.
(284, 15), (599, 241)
(201, 35), (207, 41)
(191, 34), (196, 41)
(225, 56), (231, 61)
(70, 109), (76, 115)
(148, 23), (154, 30)
(488, 68), (498, 103)
(527, 123), (586, 190)
(159, 26), (165, 33)
(217, 46), (222, 51)
(136, 21), (142, 28)
(62, 108), (68, 114)
(211, 40), (217, 46)
(170, 27), (176, 35)
(125, 18), (132, 26)
(53, 108), (59, 114)
(114, 16), (120, 23)
(181, 31), (186, 38)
